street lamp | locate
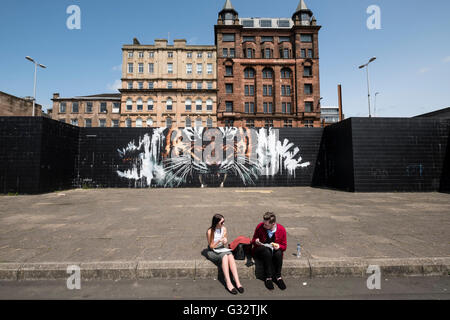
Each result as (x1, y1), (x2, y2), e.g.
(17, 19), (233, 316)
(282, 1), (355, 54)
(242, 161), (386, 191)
(374, 92), (380, 117)
(358, 57), (376, 118)
(25, 56), (47, 116)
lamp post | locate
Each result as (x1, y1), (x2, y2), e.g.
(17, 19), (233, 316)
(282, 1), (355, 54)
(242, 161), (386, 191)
(358, 57), (376, 118)
(374, 92), (380, 117)
(26, 56), (47, 116)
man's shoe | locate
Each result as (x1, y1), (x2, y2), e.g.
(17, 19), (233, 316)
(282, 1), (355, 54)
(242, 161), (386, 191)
(264, 279), (274, 290)
(274, 277), (287, 290)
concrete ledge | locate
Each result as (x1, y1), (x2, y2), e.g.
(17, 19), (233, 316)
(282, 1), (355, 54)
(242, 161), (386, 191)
(0, 263), (22, 281)
(365, 257), (450, 277)
(137, 261), (195, 279)
(1, 257), (449, 281)
(309, 258), (366, 277)
(17, 263), (81, 280)
(194, 260), (255, 279)
(80, 262), (138, 280)
(282, 259), (311, 278)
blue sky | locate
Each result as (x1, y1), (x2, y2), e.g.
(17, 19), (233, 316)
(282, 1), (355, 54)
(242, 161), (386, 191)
(0, 0), (449, 117)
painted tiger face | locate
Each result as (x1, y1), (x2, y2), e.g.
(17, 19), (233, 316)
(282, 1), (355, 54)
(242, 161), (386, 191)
(117, 127), (310, 187)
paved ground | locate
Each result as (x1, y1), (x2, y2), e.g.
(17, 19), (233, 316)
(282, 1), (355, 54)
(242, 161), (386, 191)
(1, 276), (449, 300)
(1, 187), (449, 264)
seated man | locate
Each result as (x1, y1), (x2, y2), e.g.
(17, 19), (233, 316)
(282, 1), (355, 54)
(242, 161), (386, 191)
(251, 212), (287, 290)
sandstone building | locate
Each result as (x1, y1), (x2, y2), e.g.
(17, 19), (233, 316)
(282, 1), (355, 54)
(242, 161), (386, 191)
(215, 0), (321, 127)
(0, 91), (44, 117)
(51, 93), (121, 127)
(119, 39), (217, 128)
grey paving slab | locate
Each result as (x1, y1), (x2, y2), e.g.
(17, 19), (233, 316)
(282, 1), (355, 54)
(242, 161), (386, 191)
(0, 187), (449, 279)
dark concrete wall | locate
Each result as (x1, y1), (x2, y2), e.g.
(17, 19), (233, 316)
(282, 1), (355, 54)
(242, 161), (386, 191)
(1, 117), (448, 194)
(76, 127), (323, 188)
(312, 119), (355, 191)
(0, 117), (78, 194)
(39, 117), (79, 193)
(439, 125), (450, 193)
(0, 117), (42, 194)
(351, 118), (449, 192)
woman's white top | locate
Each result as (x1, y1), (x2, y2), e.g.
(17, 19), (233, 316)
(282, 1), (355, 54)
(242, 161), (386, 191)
(214, 227), (224, 243)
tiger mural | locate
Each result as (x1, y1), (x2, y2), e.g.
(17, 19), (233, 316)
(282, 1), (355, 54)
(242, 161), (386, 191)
(117, 127), (310, 188)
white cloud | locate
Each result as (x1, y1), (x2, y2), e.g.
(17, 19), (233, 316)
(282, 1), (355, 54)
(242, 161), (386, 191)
(418, 67), (431, 74)
(107, 79), (122, 91)
(443, 56), (450, 63)
(112, 64), (122, 71)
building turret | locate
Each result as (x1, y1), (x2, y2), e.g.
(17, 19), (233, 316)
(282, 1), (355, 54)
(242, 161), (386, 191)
(218, 0), (239, 25)
(292, 0), (313, 26)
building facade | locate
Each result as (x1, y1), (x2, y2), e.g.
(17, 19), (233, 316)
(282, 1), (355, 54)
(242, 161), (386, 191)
(215, 0), (321, 128)
(51, 93), (121, 127)
(0, 91), (44, 117)
(321, 106), (341, 125)
(120, 39), (217, 128)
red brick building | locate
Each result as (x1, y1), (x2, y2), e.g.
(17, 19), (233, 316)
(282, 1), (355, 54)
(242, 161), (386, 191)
(215, 0), (321, 128)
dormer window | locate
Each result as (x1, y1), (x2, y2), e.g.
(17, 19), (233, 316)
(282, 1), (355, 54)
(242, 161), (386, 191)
(260, 20), (272, 27)
(242, 19), (254, 27)
(278, 20), (291, 27)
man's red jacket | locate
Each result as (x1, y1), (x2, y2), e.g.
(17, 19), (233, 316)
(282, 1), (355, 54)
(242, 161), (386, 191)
(251, 222), (287, 256)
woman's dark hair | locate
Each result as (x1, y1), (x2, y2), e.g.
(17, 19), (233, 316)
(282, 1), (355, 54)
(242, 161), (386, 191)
(209, 214), (224, 231)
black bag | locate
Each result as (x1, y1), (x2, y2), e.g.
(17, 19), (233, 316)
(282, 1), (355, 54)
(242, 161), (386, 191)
(232, 243), (250, 260)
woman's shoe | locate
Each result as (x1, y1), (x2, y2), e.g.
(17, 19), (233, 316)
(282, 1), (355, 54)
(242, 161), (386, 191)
(237, 286), (244, 294)
(227, 287), (238, 295)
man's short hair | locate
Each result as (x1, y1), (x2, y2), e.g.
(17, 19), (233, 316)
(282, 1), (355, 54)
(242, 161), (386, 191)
(263, 212), (276, 224)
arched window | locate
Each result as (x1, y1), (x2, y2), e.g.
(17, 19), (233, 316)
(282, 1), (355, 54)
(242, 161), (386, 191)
(146, 118), (153, 127)
(281, 68), (292, 79)
(126, 118), (132, 128)
(137, 98), (143, 111)
(196, 99), (202, 111)
(206, 99), (213, 111)
(262, 68), (273, 79)
(166, 117), (173, 128)
(244, 67), (255, 79)
(185, 117), (192, 128)
(166, 98), (173, 111)
(136, 117), (143, 128)
(185, 99), (192, 111)
(207, 118), (213, 128)
(147, 99), (153, 111)
(195, 117), (202, 128)
(126, 98), (132, 111)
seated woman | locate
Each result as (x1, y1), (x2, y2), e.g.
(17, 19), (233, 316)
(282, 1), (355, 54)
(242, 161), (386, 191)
(206, 214), (244, 295)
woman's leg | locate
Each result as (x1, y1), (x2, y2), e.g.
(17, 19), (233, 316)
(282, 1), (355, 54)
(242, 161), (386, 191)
(221, 254), (234, 290)
(227, 254), (242, 288)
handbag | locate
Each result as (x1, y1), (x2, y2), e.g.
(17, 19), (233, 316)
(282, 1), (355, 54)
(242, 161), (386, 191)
(232, 243), (250, 260)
